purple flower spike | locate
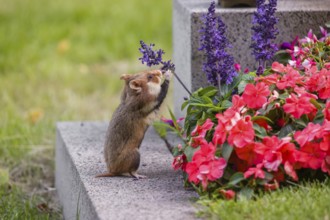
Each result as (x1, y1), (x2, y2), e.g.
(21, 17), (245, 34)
(251, 0), (279, 75)
(138, 40), (175, 72)
(199, 1), (237, 86)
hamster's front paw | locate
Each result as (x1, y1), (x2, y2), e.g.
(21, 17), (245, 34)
(164, 70), (172, 80)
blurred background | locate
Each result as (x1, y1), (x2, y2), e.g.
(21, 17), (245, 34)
(0, 0), (172, 218)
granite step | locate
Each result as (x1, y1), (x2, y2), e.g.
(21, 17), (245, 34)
(55, 122), (198, 220)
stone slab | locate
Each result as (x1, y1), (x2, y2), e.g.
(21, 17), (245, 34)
(173, 0), (330, 116)
(55, 122), (198, 220)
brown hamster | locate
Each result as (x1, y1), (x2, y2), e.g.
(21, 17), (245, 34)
(96, 69), (171, 179)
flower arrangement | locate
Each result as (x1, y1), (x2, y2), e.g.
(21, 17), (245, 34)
(138, 1), (330, 200)
(169, 1), (330, 199)
(173, 59), (330, 197)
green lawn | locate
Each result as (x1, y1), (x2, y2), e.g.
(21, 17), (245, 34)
(0, 0), (172, 219)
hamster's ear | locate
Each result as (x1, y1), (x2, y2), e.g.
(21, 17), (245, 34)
(129, 80), (142, 93)
(120, 74), (132, 81)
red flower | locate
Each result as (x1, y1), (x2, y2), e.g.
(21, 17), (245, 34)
(191, 118), (214, 137)
(235, 142), (263, 166)
(263, 151), (282, 172)
(306, 68), (330, 99)
(212, 121), (227, 146)
(277, 118), (286, 127)
(244, 163), (265, 179)
(283, 93), (316, 119)
(294, 123), (322, 147)
(271, 62), (287, 73)
(256, 73), (280, 86)
(190, 135), (208, 148)
(220, 189), (236, 200)
(234, 63), (241, 72)
(230, 95), (245, 112)
(317, 69), (330, 99)
(255, 136), (296, 171)
(216, 109), (241, 131)
(320, 120), (330, 151)
(254, 118), (272, 131)
(172, 154), (187, 171)
(321, 155), (330, 175)
(199, 159), (227, 182)
(296, 142), (326, 169)
(192, 142), (216, 166)
(185, 162), (200, 184)
(185, 141), (227, 190)
(284, 161), (298, 181)
(242, 82), (270, 109)
(227, 116), (255, 148)
(323, 101), (330, 121)
(276, 68), (304, 90)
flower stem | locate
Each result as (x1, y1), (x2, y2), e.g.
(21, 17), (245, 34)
(218, 75), (222, 98)
(172, 71), (192, 96)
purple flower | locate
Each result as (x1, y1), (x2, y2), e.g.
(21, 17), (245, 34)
(251, 0), (279, 75)
(138, 40), (175, 72)
(161, 116), (185, 128)
(199, 1), (237, 86)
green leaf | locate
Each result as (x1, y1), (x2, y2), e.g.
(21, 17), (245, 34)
(168, 108), (180, 131)
(222, 142), (233, 162)
(310, 98), (322, 110)
(238, 80), (248, 94)
(253, 123), (268, 138)
(242, 73), (255, 81)
(221, 100), (232, 109)
(252, 115), (273, 124)
(188, 103), (214, 108)
(181, 100), (189, 111)
(202, 89), (218, 98)
(198, 86), (218, 96)
(184, 146), (198, 161)
(278, 93), (289, 100)
(228, 172), (245, 187)
(278, 124), (294, 138)
(295, 119), (307, 128)
(313, 110), (325, 124)
(153, 121), (168, 138)
(200, 96), (213, 104)
(206, 107), (224, 114)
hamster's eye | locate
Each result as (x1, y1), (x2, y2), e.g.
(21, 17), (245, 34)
(147, 75), (153, 81)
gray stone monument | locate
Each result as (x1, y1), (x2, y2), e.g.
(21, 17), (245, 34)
(173, 0), (330, 116)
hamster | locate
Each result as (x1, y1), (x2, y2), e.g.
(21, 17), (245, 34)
(96, 69), (171, 179)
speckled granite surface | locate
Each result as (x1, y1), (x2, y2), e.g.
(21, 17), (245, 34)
(55, 122), (198, 220)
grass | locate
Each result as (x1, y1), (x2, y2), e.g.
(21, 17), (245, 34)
(0, 0), (172, 219)
(199, 179), (330, 220)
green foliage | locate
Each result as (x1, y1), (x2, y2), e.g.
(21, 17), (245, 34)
(181, 86), (224, 135)
(181, 72), (255, 136)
